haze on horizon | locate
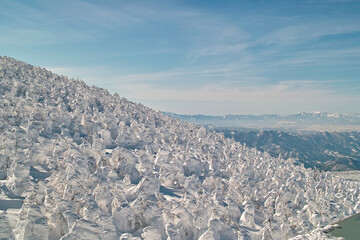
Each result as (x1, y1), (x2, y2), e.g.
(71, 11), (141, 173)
(1, 0), (359, 115)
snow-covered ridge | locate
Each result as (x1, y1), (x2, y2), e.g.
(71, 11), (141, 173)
(0, 56), (359, 239)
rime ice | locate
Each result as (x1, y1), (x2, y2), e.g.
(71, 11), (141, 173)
(0, 57), (359, 239)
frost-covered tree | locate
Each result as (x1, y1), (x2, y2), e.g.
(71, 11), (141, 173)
(0, 56), (358, 239)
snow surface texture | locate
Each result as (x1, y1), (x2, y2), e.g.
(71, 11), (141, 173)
(0, 56), (359, 239)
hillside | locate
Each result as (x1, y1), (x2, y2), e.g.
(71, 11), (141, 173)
(1, 56), (360, 239)
(216, 129), (360, 171)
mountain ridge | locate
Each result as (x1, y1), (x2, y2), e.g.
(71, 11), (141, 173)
(165, 112), (360, 132)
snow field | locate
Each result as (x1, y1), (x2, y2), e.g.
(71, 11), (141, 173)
(0, 56), (359, 239)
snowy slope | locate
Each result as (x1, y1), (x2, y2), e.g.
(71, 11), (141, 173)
(1, 56), (359, 239)
(217, 129), (360, 171)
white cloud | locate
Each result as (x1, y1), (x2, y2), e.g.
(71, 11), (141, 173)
(122, 81), (326, 102)
(111, 80), (360, 115)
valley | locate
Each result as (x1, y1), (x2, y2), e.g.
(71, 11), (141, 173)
(167, 113), (360, 171)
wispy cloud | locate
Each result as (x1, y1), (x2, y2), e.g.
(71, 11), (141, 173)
(123, 80), (347, 102)
(254, 21), (360, 46)
(0, 0), (96, 44)
(1, 0), (359, 114)
(263, 46), (360, 70)
(56, 0), (143, 28)
(116, 80), (360, 114)
(111, 67), (233, 83)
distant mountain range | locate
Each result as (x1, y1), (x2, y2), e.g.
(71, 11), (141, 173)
(166, 112), (360, 171)
(165, 112), (360, 132)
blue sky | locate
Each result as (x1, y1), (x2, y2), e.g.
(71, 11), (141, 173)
(1, 0), (360, 115)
